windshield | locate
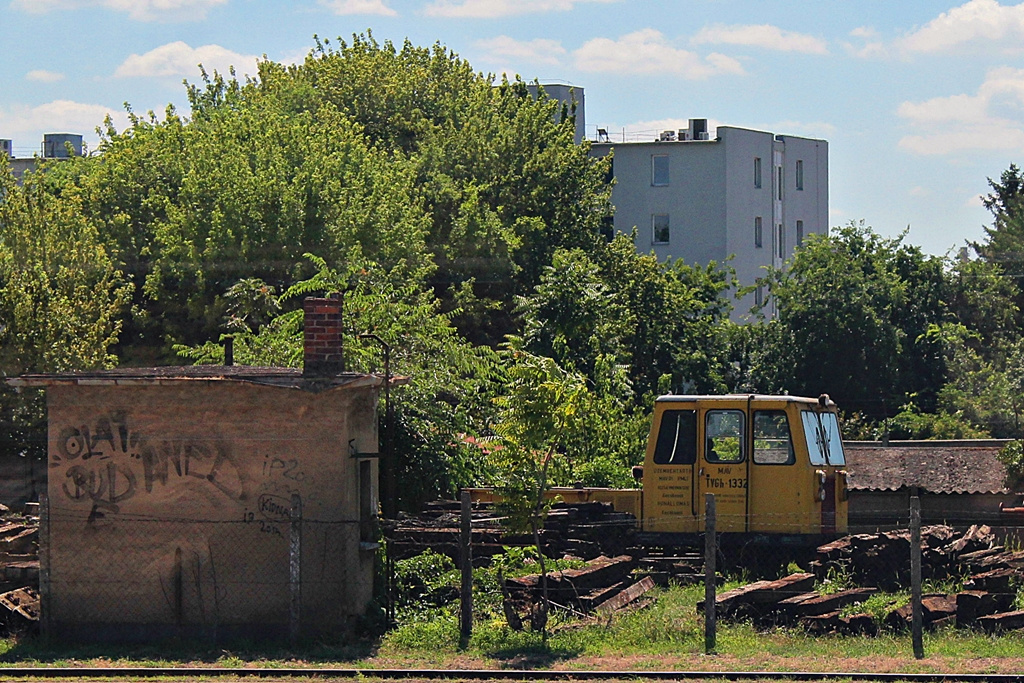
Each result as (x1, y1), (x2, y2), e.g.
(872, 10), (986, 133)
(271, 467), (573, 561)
(800, 411), (846, 466)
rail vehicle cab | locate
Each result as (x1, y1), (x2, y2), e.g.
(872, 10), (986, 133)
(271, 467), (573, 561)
(639, 394), (848, 536)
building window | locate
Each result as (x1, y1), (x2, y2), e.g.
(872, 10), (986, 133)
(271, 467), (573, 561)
(652, 155), (669, 186)
(796, 220), (804, 245)
(754, 285), (764, 307)
(777, 223), (785, 258)
(796, 160), (804, 191)
(653, 214), (670, 244)
(754, 157), (762, 188)
(754, 216), (763, 248)
(777, 166), (784, 200)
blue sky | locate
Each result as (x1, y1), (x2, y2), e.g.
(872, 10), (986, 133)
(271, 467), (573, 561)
(3, 0), (1024, 256)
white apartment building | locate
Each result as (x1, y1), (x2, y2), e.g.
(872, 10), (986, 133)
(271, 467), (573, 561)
(534, 84), (829, 318)
(590, 120), (828, 318)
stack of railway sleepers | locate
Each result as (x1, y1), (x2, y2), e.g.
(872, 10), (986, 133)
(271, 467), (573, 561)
(0, 503), (39, 634)
(811, 524), (997, 589)
(385, 500), (638, 564)
(503, 554), (657, 620)
(709, 524), (1024, 633)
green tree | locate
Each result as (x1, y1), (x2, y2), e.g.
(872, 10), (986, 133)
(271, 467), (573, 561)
(976, 163), (1024, 294)
(261, 35), (613, 343)
(51, 36), (611, 356)
(511, 235), (733, 484)
(749, 222), (949, 418)
(489, 349), (592, 638)
(519, 234), (734, 400)
(57, 70), (429, 361)
(0, 159), (132, 458)
(179, 253), (499, 509)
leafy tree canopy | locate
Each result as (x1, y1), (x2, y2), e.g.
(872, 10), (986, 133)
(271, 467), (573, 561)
(0, 158), (132, 457)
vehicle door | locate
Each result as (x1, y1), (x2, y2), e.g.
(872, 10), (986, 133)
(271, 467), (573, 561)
(698, 406), (748, 532)
(747, 405), (805, 533)
(800, 410), (847, 534)
(642, 406), (698, 533)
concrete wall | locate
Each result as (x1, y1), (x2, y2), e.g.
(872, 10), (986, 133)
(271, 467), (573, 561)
(721, 127), (776, 316)
(531, 84), (585, 144)
(849, 489), (1023, 532)
(592, 126), (829, 321)
(42, 380), (380, 640)
(595, 139), (727, 265)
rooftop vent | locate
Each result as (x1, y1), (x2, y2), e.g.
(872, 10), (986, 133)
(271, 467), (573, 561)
(689, 118), (710, 141)
(41, 133), (83, 159)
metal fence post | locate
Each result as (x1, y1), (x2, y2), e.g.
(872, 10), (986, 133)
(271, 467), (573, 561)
(910, 495), (923, 660)
(38, 486), (50, 642)
(460, 489), (473, 640)
(289, 493), (302, 643)
(704, 493), (717, 655)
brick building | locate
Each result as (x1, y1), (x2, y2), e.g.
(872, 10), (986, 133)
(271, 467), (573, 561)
(8, 294), (388, 641)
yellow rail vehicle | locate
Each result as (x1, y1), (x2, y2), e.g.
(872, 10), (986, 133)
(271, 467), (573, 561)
(471, 394), (849, 544)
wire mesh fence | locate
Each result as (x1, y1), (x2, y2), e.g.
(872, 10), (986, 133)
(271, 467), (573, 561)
(386, 495), (1024, 656)
(12, 493), (1024, 651)
(39, 503), (373, 642)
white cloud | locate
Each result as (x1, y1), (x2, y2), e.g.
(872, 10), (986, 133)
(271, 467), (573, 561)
(423, 0), (617, 19)
(900, 0), (1024, 53)
(691, 24), (828, 55)
(475, 36), (566, 66)
(897, 66), (1024, 154)
(965, 193), (986, 207)
(11, 0), (227, 21)
(574, 29), (744, 78)
(319, 0), (397, 16)
(0, 100), (131, 150)
(114, 41), (260, 79)
(909, 186), (931, 197)
(850, 26), (879, 40)
(843, 26), (888, 58)
(26, 70), (65, 83)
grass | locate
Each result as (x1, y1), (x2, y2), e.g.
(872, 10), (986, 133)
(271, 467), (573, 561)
(7, 583), (1024, 674)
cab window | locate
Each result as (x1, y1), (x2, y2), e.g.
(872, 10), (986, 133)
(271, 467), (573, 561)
(753, 410), (794, 465)
(652, 410), (696, 465)
(705, 409), (744, 463)
(801, 411), (847, 466)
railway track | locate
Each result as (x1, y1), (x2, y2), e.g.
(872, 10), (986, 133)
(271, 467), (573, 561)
(0, 669), (1023, 681)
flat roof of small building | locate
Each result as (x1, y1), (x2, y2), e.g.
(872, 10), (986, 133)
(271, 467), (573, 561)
(7, 365), (400, 392)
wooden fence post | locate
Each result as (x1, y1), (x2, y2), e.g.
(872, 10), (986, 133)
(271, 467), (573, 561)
(460, 489), (473, 640)
(910, 495), (923, 660)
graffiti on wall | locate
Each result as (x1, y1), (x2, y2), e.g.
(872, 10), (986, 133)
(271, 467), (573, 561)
(53, 411), (248, 521)
(238, 454), (307, 538)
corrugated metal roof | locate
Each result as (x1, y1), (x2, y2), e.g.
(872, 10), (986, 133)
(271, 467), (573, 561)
(845, 440), (1013, 494)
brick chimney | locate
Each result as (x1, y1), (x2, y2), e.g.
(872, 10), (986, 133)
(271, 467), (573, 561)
(303, 293), (344, 376)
